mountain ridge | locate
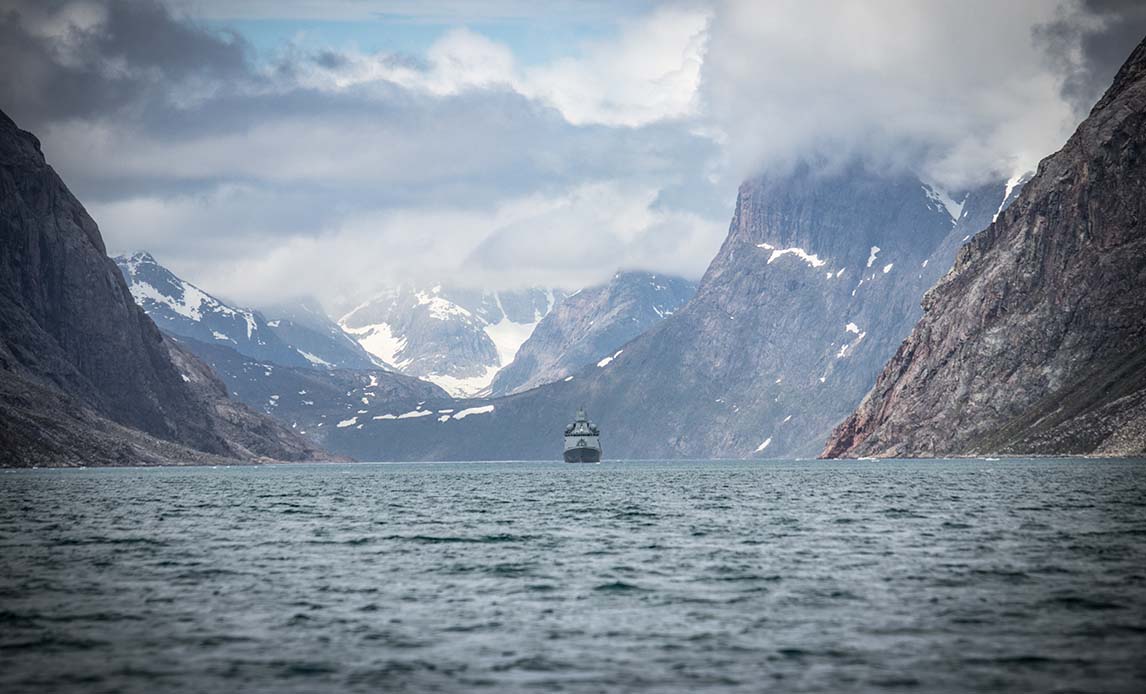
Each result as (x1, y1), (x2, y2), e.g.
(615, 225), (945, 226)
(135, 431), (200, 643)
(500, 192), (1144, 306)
(822, 36), (1146, 459)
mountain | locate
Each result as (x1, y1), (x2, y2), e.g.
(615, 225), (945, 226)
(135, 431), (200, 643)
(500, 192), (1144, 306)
(308, 161), (1021, 461)
(0, 110), (327, 466)
(489, 271), (695, 396)
(339, 285), (564, 397)
(259, 298), (380, 370)
(172, 336), (450, 453)
(823, 37), (1146, 459)
(115, 253), (378, 370)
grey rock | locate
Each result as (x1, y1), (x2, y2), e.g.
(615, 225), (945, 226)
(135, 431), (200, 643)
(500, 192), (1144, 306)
(823, 37), (1146, 459)
(489, 271), (695, 396)
(0, 109), (328, 466)
(173, 336), (450, 455)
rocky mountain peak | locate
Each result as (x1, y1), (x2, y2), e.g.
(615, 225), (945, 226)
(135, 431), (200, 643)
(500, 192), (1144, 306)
(823, 36), (1146, 458)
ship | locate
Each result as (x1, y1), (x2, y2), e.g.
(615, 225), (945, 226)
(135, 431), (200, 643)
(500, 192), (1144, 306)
(563, 407), (602, 463)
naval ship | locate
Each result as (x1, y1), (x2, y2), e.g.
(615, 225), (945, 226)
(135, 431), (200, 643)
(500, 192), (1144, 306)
(563, 407), (602, 463)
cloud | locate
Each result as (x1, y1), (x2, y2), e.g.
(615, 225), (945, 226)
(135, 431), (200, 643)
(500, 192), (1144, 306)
(1034, 0), (1146, 113)
(0, 0), (251, 126)
(1, 0), (726, 307)
(700, 0), (1146, 189)
(294, 7), (710, 127)
(5, 0), (1144, 310)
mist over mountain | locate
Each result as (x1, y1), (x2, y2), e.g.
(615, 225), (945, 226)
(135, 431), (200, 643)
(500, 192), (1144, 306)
(824, 36), (1146, 459)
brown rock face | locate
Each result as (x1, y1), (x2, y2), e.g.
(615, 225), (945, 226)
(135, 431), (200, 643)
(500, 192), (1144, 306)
(0, 110), (328, 466)
(823, 37), (1146, 459)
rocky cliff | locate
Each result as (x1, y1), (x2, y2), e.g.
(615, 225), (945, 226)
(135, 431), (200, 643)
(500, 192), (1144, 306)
(489, 271), (695, 396)
(823, 37), (1146, 458)
(0, 110), (327, 466)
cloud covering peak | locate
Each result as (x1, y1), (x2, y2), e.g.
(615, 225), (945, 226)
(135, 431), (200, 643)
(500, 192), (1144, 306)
(1, 0), (1142, 306)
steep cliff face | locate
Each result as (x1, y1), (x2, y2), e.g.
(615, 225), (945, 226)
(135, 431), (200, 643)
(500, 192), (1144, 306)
(489, 271), (695, 396)
(823, 38), (1146, 459)
(0, 110), (326, 466)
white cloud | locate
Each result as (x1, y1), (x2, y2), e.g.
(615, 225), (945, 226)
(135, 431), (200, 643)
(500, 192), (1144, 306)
(520, 7), (710, 126)
(93, 179), (725, 307)
(297, 7), (711, 127)
(701, 0), (1082, 188)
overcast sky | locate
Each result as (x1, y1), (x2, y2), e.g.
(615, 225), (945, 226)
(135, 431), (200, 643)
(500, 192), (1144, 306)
(2, 0), (1144, 308)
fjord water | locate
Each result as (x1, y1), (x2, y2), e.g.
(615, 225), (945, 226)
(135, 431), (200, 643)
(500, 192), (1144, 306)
(2, 460), (1144, 693)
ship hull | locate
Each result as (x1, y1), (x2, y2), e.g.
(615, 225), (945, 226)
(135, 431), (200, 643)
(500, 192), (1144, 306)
(563, 447), (601, 463)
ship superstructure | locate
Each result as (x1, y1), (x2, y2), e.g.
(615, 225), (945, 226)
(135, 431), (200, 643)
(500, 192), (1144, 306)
(563, 407), (602, 463)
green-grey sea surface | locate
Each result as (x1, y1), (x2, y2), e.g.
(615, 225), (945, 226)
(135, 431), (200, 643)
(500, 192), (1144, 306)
(2, 458), (1145, 693)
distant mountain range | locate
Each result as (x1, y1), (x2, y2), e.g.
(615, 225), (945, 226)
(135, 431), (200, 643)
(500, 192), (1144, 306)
(490, 272), (695, 396)
(338, 285), (565, 397)
(109, 254), (697, 449)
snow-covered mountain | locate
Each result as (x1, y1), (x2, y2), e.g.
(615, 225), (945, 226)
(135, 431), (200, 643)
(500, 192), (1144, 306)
(259, 298), (381, 370)
(115, 252), (372, 370)
(489, 271), (696, 396)
(338, 285), (565, 397)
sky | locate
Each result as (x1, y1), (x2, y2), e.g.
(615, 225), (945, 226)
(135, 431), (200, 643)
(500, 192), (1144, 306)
(2, 0), (1144, 309)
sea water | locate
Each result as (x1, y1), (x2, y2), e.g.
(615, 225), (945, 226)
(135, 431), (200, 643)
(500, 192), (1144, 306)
(2, 459), (1144, 692)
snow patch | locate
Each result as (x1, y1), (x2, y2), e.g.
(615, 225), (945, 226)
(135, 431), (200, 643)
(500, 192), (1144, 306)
(397, 409), (433, 419)
(343, 321), (409, 369)
(866, 246), (881, 268)
(453, 405), (495, 420)
(845, 322), (860, 334)
(424, 366), (499, 398)
(597, 349), (623, 368)
(754, 437), (772, 452)
(922, 184), (965, 223)
(484, 316), (538, 367)
(994, 172), (1026, 222)
(882, 263), (894, 274)
(297, 350), (332, 367)
(337, 417), (358, 428)
(758, 244), (826, 268)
